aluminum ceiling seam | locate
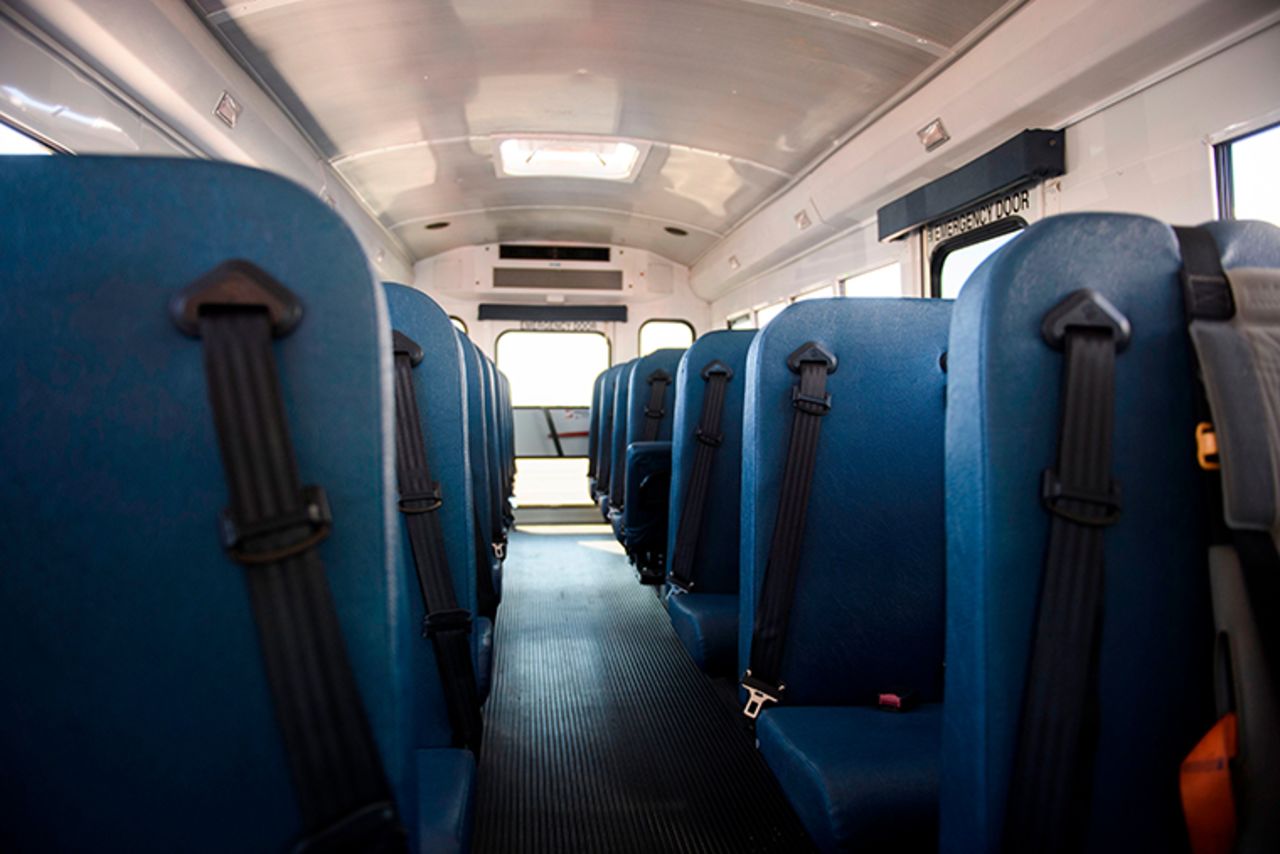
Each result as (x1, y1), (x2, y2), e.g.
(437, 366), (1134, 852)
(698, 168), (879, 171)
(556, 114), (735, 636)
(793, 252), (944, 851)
(180, 0), (414, 267)
(687, 0), (1031, 268)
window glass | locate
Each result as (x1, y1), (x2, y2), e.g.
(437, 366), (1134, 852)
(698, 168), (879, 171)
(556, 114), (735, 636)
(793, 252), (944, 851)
(727, 313), (755, 330)
(793, 284), (836, 302)
(934, 228), (1022, 299)
(1219, 122), (1280, 227)
(755, 300), (788, 327)
(448, 315), (468, 334)
(495, 331), (609, 406)
(0, 122), (52, 155)
(638, 319), (694, 356)
(840, 263), (902, 297)
(497, 331), (610, 507)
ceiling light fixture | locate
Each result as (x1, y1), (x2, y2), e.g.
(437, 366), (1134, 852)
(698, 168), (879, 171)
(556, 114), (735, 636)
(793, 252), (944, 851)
(494, 135), (649, 182)
(917, 118), (950, 152)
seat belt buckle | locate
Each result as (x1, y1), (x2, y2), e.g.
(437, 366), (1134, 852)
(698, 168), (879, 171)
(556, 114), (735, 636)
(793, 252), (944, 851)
(1196, 422), (1221, 471)
(220, 484), (333, 565)
(1040, 469), (1122, 527)
(877, 687), (917, 712)
(492, 540), (507, 561)
(666, 575), (694, 594)
(741, 670), (784, 720)
(422, 607), (472, 638)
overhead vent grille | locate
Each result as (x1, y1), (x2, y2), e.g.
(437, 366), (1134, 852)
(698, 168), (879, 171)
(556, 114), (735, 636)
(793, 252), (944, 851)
(498, 245), (611, 262)
(493, 268), (623, 291)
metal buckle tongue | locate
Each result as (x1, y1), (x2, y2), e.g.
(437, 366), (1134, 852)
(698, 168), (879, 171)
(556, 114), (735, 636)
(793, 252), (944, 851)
(741, 670), (783, 720)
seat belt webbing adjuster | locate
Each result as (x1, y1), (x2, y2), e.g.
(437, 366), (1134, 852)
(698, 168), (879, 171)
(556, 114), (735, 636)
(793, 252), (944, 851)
(398, 483), (443, 514)
(219, 484), (333, 565)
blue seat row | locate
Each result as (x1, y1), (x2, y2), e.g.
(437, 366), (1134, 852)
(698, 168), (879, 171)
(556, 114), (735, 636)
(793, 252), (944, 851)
(0, 156), (513, 852)
(599, 213), (1280, 851)
(586, 348), (686, 582)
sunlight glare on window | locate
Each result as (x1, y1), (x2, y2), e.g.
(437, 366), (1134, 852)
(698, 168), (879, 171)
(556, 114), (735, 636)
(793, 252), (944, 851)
(755, 300), (788, 327)
(496, 331), (609, 406)
(841, 263), (902, 297)
(1229, 123), (1280, 227)
(638, 320), (694, 356)
(0, 122), (51, 155)
(938, 231), (1020, 299)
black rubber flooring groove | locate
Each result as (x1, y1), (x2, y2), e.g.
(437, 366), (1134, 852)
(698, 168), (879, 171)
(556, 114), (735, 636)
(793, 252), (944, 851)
(473, 530), (813, 854)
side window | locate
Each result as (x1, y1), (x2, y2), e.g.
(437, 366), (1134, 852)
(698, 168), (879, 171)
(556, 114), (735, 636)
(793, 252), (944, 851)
(792, 284), (836, 302)
(754, 300), (788, 327)
(930, 222), (1024, 299)
(495, 330), (610, 507)
(0, 121), (53, 155)
(727, 312), (755, 330)
(840, 263), (902, 297)
(1216, 122), (1280, 227)
(448, 315), (468, 334)
(638, 319), (694, 356)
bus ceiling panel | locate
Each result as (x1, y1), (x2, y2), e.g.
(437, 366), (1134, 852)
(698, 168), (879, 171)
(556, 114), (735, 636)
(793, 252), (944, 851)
(394, 208), (719, 267)
(191, 0), (1012, 259)
(333, 137), (790, 239)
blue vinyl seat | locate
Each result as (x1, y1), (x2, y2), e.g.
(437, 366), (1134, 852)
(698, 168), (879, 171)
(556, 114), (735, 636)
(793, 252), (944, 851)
(741, 298), (952, 852)
(0, 156), (472, 852)
(592, 364), (623, 517)
(385, 283), (493, 710)
(459, 331), (502, 620)
(588, 370), (606, 496)
(607, 360), (638, 535)
(665, 330), (756, 675)
(619, 348), (686, 575)
(937, 213), (1265, 853)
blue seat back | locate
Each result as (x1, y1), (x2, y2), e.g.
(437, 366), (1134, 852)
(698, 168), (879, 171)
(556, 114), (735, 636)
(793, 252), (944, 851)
(739, 299), (951, 705)
(384, 284), (481, 722)
(482, 356), (506, 530)
(458, 333), (501, 591)
(666, 331), (756, 593)
(939, 213), (1231, 853)
(608, 360), (638, 509)
(0, 157), (409, 850)
(594, 365), (621, 499)
(588, 370), (606, 488)
(625, 348), (686, 448)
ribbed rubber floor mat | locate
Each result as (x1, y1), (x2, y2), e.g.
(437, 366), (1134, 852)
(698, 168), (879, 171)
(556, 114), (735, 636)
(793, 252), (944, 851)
(474, 530), (814, 853)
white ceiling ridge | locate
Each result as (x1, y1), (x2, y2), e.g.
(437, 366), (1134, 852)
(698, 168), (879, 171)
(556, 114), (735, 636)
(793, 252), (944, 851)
(328, 133), (794, 179)
(207, 0), (312, 25)
(691, 0), (1030, 266)
(390, 204), (725, 238)
(736, 0), (950, 57)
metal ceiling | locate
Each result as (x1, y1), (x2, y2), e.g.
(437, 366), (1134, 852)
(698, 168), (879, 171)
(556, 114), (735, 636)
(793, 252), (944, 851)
(192, 0), (1012, 265)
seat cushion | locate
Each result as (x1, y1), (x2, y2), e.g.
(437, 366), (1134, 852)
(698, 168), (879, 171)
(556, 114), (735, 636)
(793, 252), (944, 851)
(475, 616), (494, 703)
(668, 593), (738, 676)
(757, 705), (941, 853)
(415, 748), (476, 854)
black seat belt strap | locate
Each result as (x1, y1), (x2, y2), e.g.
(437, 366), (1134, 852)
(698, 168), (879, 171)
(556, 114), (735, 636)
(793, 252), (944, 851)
(641, 369), (672, 441)
(172, 261), (406, 853)
(669, 361), (733, 592)
(392, 331), (484, 753)
(741, 343), (837, 720)
(1003, 289), (1131, 854)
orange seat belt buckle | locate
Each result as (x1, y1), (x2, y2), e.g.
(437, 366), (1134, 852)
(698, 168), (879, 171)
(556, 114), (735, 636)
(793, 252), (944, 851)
(1180, 712), (1237, 854)
(1196, 422), (1221, 470)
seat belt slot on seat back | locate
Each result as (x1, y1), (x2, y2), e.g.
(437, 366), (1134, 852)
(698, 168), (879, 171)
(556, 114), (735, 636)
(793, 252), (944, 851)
(172, 261), (406, 854)
(1003, 289), (1131, 854)
(741, 342), (837, 720)
(1173, 225), (1280, 854)
(669, 360), (733, 592)
(391, 331), (484, 754)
